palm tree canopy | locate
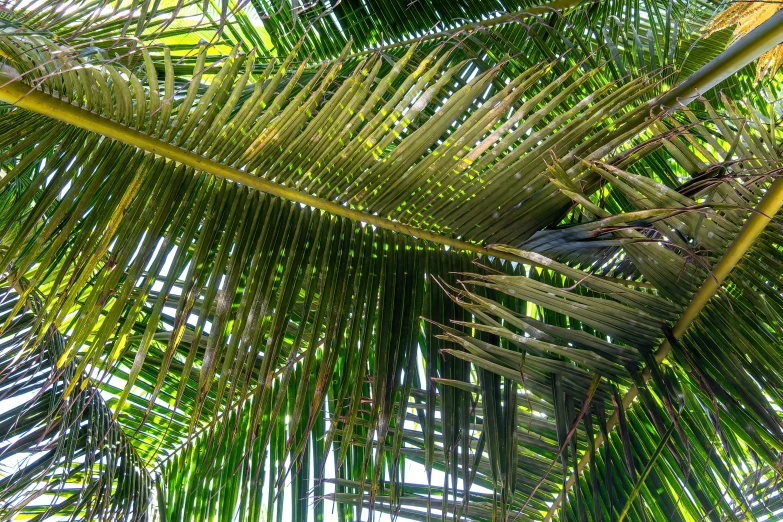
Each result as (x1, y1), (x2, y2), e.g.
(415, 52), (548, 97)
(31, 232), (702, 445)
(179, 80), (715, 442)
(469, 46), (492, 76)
(1, 0), (783, 521)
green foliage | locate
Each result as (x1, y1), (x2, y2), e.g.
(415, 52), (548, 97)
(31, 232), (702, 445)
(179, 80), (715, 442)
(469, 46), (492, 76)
(1, 0), (783, 521)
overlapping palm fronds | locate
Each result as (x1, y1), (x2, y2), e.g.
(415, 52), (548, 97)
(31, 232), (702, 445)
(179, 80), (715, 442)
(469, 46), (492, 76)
(0, 0), (782, 520)
(0, 283), (152, 521)
(422, 98), (783, 520)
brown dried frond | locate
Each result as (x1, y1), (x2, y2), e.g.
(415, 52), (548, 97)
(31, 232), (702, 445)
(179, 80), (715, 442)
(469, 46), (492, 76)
(704, 1), (783, 81)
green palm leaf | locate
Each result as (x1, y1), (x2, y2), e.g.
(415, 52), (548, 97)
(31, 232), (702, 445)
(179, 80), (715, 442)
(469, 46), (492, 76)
(1, 0), (782, 521)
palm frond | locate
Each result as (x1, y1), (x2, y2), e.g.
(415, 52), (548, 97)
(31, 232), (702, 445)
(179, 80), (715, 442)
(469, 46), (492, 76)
(1, 0), (782, 520)
(0, 283), (152, 521)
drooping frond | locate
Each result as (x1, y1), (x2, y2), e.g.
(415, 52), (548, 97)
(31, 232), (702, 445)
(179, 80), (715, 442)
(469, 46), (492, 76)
(419, 98), (783, 520)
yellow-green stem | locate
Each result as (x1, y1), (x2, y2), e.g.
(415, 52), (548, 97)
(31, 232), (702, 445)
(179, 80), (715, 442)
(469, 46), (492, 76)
(0, 73), (650, 290)
(543, 9), (783, 519)
(0, 77), (497, 253)
(544, 178), (783, 521)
